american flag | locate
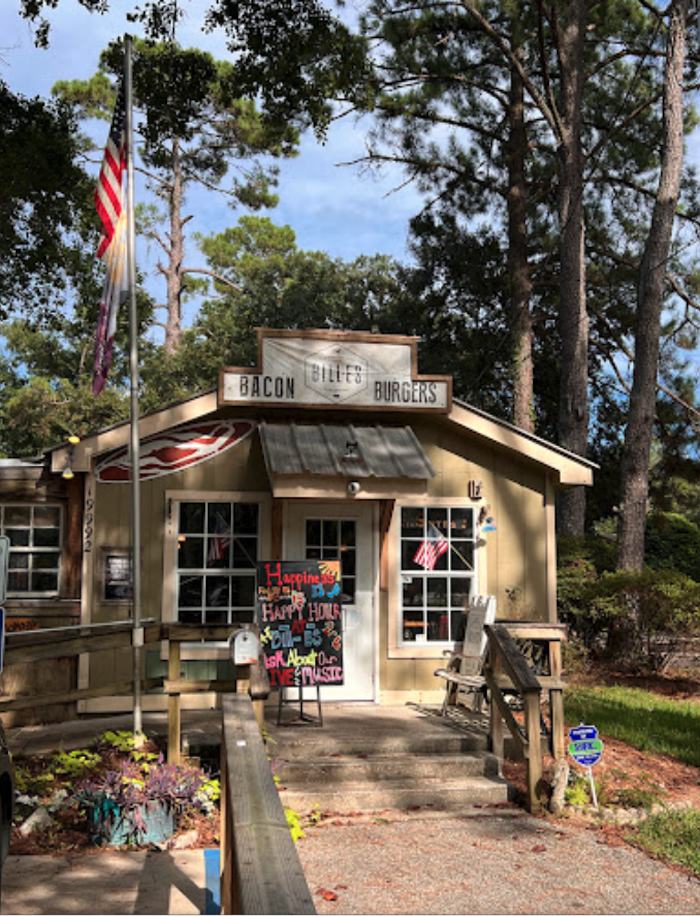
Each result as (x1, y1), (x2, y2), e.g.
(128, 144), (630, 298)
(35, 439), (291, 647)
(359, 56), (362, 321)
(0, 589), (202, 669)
(413, 523), (449, 570)
(93, 80), (128, 396)
(208, 534), (231, 565)
(93, 212), (128, 395)
(95, 80), (126, 259)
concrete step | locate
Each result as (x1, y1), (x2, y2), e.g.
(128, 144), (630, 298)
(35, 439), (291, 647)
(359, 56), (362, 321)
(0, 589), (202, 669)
(264, 704), (507, 815)
(278, 774), (511, 814)
(273, 750), (501, 785)
(266, 724), (489, 759)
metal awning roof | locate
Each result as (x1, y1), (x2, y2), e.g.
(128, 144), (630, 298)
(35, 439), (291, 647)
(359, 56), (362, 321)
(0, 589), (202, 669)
(259, 422), (436, 480)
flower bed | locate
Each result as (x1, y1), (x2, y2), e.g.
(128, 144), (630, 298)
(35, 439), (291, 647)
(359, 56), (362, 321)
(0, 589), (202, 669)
(12, 730), (220, 853)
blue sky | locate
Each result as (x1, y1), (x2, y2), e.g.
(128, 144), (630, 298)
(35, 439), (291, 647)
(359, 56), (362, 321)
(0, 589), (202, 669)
(3, 0), (700, 361)
(1, 0), (422, 310)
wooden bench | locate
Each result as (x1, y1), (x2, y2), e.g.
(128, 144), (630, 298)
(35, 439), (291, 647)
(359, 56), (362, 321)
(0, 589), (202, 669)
(434, 595), (496, 714)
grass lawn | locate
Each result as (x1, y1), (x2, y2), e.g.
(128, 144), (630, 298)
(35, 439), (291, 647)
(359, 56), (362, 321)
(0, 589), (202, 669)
(632, 809), (700, 875)
(565, 683), (700, 875)
(565, 684), (700, 768)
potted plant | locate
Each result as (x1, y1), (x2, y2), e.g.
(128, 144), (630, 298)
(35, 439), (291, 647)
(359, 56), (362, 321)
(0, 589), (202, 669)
(75, 754), (209, 846)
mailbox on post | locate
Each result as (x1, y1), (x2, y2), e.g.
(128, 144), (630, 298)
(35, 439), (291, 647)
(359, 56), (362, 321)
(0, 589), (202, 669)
(229, 627), (260, 666)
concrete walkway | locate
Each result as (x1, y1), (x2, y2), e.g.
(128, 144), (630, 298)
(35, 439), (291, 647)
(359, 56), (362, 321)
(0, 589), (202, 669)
(5, 810), (700, 915)
(3, 849), (218, 915)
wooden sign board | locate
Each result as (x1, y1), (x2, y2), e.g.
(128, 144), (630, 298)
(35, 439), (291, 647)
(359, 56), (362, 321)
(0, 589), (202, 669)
(256, 559), (344, 689)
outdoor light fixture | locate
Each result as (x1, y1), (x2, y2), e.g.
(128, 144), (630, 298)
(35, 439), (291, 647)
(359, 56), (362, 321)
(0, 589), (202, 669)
(62, 435), (81, 480)
(343, 440), (359, 461)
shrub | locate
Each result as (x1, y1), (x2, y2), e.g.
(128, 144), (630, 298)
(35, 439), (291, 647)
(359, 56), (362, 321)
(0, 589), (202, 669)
(645, 512), (700, 581)
(557, 536), (700, 669)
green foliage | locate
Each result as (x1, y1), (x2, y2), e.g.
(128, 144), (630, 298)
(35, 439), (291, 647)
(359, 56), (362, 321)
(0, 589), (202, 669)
(57, 39), (299, 205)
(557, 535), (700, 667)
(565, 766), (666, 811)
(199, 777), (221, 807)
(98, 731), (136, 754)
(14, 763), (54, 798)
(595, 769), (666, 811)
(564, 773), (591, 807)
(50, 749), (101, 779)
(644, 512), (700, 581)
(0, 80), (94, 319)
(139, 216), (413, 411)
(565, 686), (700, 768)
(208, 0), (373, 139)
(557, 535), (615, 650)
(97, 731), (160, 764)
(0, 374), (128, 458)
(629, 809), (700, 877)
(284, 805), (305, 843)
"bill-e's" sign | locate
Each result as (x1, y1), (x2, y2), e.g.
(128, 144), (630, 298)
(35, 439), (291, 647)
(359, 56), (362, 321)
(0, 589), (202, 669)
(220, 330), (452, 412)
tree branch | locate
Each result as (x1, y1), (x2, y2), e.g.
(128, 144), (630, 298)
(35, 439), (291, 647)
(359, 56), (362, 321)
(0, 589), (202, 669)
(181, 267), (244, 293)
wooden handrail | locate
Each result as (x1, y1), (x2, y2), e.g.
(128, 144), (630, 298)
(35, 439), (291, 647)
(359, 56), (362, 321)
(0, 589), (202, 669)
(220, 694), (316, 915)
(4, 622), (161, 664)
(484, 624), (547, 813)
(486, 625), (541, 694)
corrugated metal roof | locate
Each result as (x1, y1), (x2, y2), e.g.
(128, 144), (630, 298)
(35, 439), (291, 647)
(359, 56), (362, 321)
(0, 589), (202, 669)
(259, 422), (436, 480)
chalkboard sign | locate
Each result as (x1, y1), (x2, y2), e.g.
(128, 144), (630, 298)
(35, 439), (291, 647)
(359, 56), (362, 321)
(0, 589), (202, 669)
(256, 559), (344, 689)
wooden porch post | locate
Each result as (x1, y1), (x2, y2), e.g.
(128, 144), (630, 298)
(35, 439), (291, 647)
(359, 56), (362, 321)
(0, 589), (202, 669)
(549, 639), (566, 760)
(168, 639), (181, 765)
(523, 689), (543, 813)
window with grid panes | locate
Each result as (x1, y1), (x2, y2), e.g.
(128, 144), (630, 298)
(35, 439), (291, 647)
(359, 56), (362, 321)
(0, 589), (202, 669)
(399, 506), (477, 643)
(0, 504), (62, 596)
(176, 501), (259, 625)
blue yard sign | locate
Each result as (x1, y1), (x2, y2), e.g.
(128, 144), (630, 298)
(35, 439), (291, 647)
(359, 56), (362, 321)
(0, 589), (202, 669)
(569, 724), (604, 808)
(569, 724), (604, 767)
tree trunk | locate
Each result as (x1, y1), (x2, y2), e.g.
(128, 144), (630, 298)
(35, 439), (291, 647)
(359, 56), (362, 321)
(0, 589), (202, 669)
(617, 0), (687, 571)
(555, 0), (589, 537)
(163, 137), (184, 356)
(507, 32), (535, 433)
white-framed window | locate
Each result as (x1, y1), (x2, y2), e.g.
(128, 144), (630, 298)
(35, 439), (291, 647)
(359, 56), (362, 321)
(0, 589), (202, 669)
(0, 504), (62, 597)
(175, 500), (260, 626)
(399, 505), (477, 644)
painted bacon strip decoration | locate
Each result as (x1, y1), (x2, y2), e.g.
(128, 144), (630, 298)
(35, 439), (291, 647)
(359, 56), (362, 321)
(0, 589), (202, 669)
(94, 420), (256, 483)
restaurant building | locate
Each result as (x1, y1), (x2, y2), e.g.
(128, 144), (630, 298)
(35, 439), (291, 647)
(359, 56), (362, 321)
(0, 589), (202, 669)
(1, 329), (594, 716)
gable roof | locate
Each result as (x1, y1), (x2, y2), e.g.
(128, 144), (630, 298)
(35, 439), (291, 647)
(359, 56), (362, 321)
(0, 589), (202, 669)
(46, 386), (594, 488)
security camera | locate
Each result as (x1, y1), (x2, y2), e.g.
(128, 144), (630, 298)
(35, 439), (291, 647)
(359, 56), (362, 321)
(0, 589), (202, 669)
(347, 481), (361, 496)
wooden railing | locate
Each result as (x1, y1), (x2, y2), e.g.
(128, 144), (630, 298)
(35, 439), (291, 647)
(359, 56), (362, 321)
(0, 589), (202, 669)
(483, 623), (566, 813)
(0, 619), (162, 712)
(0, 622), (264, 748)
(161, 624), (269, 765)
(220, 693), (316, 915)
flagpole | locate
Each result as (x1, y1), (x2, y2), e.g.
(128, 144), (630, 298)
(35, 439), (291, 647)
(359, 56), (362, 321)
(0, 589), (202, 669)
(124, 34), (143, 736)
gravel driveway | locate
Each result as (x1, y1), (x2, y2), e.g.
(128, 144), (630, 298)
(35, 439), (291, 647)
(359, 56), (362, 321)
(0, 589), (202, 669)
(296, 808), (700, 915)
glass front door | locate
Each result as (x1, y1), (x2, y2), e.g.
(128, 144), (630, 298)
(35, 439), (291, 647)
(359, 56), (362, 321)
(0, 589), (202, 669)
(285, 502), (375, 701)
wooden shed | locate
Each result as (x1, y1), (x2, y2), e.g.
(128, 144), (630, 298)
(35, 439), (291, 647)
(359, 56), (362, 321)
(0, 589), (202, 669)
(4, 329), (594, 715)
